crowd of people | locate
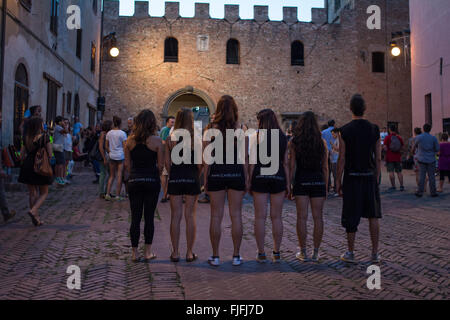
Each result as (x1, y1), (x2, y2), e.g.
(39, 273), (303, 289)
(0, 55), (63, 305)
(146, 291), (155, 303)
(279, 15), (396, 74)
(1, 93), (449, 267)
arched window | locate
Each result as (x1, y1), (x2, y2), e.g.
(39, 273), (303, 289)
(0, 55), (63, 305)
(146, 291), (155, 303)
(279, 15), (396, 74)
(226, 39), (240, 65)
(164, 37), (178, 62)
(291, 41), (304, 66)
(14, 64), (29, 147)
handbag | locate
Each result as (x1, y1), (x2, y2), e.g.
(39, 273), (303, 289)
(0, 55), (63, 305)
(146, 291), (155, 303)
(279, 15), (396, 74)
(34, 134), (53, 177)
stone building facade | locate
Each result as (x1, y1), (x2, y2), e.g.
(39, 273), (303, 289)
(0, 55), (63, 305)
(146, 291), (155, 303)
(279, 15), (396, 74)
(0, 0), (101, 147)
(102, 0), (411, 136)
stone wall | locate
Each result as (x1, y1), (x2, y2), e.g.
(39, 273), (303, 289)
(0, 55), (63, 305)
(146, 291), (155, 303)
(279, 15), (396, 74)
(102, 0), (411, 137)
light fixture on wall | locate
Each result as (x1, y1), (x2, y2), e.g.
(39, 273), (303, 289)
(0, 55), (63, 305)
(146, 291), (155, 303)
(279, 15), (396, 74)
(103, 32), (119, 58)
(390, 42), (401, 57)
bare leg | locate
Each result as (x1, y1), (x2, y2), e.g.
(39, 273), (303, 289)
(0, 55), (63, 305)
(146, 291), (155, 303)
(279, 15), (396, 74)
(269, 192), (285, 253)
(397, 172), (404, 187)
(27, 185), (38, 209)
(209, 190), (226, 257)
(106, 162), (117, 196)
(184, 195), (198, 258)
(437, 180), (444, 192)
(310, 197), (325, 250)
(369, 218), (380, 255)
(389, 172), (396, 188)
(347, 232), (356, 252)
(116, 162), (124, 196)
(253, 192), (268, 254)
(295, 196), (310, 250)
(169, 195), (183, 257)
(228, 189), (245, 256)
(30, 185), (49, 220)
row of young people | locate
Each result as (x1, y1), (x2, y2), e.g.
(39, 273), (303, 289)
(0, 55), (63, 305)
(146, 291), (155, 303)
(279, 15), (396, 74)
(123, 94), (382, 265)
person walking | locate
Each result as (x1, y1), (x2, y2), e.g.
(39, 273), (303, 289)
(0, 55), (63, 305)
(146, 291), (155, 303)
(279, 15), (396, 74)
(63, 118), (73, 184)
(160, 116), (175, 203)
(290, 111), (328, 262)
(53, 116), (68, 186)
(165, 108), (202, 262)
(321, 120), (336, 194)
(124, 110), (163, 262)
(410, 128), (427, 192)
(98, 120), (112, 198)
(413, 124), (440, 198)
(330, 128), (340, 195)
(437, 133), (450, 193)
(250, 109), (289, 263)
(0, 110), (16, 223)
(205, 95), (248, 267)
(105, 116), (127, 201)
(383, 125), (404, 191)
(337, 94), (382, 264)
(18, 117), (53, 226)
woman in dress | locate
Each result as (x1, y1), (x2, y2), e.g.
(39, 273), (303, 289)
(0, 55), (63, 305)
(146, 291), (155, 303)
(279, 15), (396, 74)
(249, 109), (289, 263)
(18, 117), (53, 226)
(98, 120), (112, 198)
(124, 110), (163, 262)
(165, 108), (202, 262)
(289, 111), (328, 262)
(204, 95), (249, 267)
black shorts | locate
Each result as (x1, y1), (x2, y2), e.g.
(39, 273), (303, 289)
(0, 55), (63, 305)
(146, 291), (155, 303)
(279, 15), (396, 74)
(251, 175), (286, 194)
(168, 178), (201, 195)
(440, 170), (450, 182)
(293, 172), (326, 198)
(110, 159), (124, 164)
(207, 165), (245, 192)
(54, 151), (65, 165)
(342, 173), (381, 233)
(293, 181), (326, 198)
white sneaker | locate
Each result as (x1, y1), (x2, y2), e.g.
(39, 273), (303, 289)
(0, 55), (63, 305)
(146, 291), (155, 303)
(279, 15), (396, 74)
(232, 255), (243, 266)
(208, 256), (220, 267)
(311, 251), (320, 263)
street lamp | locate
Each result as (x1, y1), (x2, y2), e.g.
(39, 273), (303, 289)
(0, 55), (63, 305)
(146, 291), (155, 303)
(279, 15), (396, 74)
(109, 46), (119, 58)
(390, 43), (401, 57)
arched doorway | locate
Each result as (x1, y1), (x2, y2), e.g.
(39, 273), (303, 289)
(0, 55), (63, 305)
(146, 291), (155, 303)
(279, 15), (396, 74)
(163, 87), (215, 129)
(14, 63), (29, 148)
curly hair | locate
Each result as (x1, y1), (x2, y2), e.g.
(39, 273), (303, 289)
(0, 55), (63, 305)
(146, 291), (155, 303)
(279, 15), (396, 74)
(292, 111), (325, 169)
(131, 109), (157, 144)
(209, 95), (238, 133)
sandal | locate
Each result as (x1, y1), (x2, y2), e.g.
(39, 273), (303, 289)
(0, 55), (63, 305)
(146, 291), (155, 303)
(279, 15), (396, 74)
(27, 211), (39, 227)
(132, 257), (142, 263)
(186, 253), (198, 263)
(170, 254), (180, 263)
(143, 253), (157, 262)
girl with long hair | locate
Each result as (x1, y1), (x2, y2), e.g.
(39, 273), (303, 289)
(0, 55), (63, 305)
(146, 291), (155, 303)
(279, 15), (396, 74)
(105, 116), (127, 201)
(289, 111), (328, 262)
(18, 117), (53, 226)
(98, 120), (113, 198)
(124, 110), (163, 262)
(204, 95), (249, 267)
(165, 108), (202, 262)
(249, 109), (289, 263)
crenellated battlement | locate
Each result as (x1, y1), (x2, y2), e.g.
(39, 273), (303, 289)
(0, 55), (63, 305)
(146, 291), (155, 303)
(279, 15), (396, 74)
(104, 0), (329, 24)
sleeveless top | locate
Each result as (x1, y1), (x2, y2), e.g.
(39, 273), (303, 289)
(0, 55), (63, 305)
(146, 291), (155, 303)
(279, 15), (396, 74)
(129, 143), (159, 181)
(169, 138), (199, 180)
(253, 131), (287, 178)
(208, 133), (245, 180)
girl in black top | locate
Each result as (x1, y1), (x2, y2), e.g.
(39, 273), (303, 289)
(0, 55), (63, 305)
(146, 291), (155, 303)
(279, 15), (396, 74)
(165, 108), (202, 262)
(249, 109), (290, 263)
(19, 117), (53, 226)
(124, 110), (164, 262)
(204, 95), (249, 267)
(289, 111), (328, 263)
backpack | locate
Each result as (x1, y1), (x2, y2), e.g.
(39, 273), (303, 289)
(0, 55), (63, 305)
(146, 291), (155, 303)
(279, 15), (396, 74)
(389, 135), (402, 153)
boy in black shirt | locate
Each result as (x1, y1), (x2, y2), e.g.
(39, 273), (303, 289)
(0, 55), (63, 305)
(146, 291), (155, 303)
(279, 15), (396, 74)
(337, 94), (382, 264)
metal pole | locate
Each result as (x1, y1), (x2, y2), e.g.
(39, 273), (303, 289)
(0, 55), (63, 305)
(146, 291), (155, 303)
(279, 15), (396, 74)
(0, 0), (7, 114)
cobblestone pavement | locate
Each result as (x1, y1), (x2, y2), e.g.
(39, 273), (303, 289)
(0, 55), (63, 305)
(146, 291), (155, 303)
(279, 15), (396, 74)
(0, 167), (448, 300)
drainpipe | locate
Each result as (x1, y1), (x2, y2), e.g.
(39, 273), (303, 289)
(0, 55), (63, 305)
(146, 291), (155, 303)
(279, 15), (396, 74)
(0, 0), (6, 148)
(0, 0), (7, 114)
(97, 0), (105, 121)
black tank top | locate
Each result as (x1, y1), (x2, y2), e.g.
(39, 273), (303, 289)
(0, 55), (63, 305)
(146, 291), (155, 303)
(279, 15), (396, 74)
(130, 143), (159, 177)
(254, 131), (287, 177)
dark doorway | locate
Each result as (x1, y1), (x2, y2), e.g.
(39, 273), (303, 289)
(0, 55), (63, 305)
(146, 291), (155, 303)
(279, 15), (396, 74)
(14, 64), (29, 148)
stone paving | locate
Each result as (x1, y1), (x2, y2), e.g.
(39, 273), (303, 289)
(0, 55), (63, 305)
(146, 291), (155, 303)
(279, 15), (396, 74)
(0, 167), (448, 300)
